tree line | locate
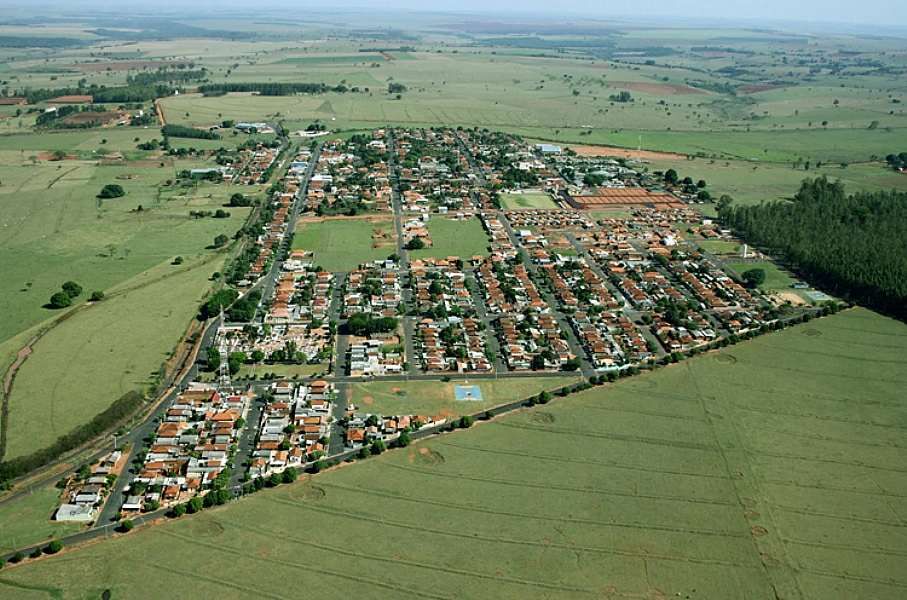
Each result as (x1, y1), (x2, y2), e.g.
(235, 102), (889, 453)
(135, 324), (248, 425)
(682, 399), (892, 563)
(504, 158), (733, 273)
(719, 177), (907, 320)
(21, 84), (174, 105)
(162, 124), (220, 140)
(196, 82), (350, 96)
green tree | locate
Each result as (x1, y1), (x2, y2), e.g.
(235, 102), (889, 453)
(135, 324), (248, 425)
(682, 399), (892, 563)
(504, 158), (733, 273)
(405, 237), (425, 250)
(459, 415), (474, 429)
(539, 390), (552, 404)
(61, 281), (82, 298)
(49, 291), (72, 309)
(206, 347), (221, 372)
(663, 169), (679, 185)
(213, 234), (230, 247)
(172, 503), (187, 517)
(89, 291), (105, 301)
(282, 466), (298, 483)
(742, 268), (766, 287)
(47, 539), (64, 554)
(251, 350), (265, 363)
(97, 184), (125, 199)
(397, 432), (412, 447)
(120, 519), (135, 532)
(188, 496), (203, 513)
(269, 472), (283, 487)
(371, 440), (387, 454)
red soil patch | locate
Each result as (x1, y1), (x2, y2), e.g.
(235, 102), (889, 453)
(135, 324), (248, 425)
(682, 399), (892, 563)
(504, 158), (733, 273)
(606, 81), (707, 95)
(62, 112), (122, 125)
(48, 95), (93, 103)
(379, 52), (397, 64)
(37, 153), (78, 160)
(391, 387), (402, 393)
(362, 395), (374, 405)
(570, 144), (687, 160)
(737, 84), (791, 94)
(72, 60), (188, 72)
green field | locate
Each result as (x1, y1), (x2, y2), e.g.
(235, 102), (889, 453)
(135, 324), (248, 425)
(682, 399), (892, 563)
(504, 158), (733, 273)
(697, 240), (743, 255)
(0, 487), (83, 552)
(499, 192), (560, 210)
(3, 257), (224, 460)
(407, 216), (491, 260)
(2, 308), (904, 598)
(727, 261), (797, 290)
(291, 218), (395, 272)
(350, 376), (584, 418)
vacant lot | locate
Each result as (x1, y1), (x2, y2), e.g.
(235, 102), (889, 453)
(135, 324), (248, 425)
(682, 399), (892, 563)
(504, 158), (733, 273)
(727, 261), (796, 290)
(0, 487), (83, 552)
(697, 240), (742, 255)
(407, 216), (490, 260)
(500, 192), (560, 210)
(292, 217), (394, 272)
(350, 375), (584, 418)
(2, 308), (903, 599)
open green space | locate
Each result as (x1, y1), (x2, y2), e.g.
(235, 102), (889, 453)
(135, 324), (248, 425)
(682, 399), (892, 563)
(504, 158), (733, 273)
(2, 309), (904, 598)
(727, 261), (797, 290)
(3, 257), (224, 460)
(407, 216), (491, 260)
(499, 192), (560, 210)
(276, 54), (385, 65)
(0, 486), (83, 552)
(696, 240), (742, 255)
(350, 375), (584, 418)
(291, 218), (395, 272)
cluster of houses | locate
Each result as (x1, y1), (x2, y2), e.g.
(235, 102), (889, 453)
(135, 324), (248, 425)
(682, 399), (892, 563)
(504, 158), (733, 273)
(479, 214), (520, 260)
(304, 132), (392, 214)
(496, 313), (574, 371)
(128, 385), (251, 511)
(395, 128), (478, 214)
(266, 262), (334, 326)
(249, 381), (333, 478)
(55, 450), (125, 522)
(343, 412), (446, 450)
(542, 258), (652, 368)
(240, 185), (297, 285)
(506, 209), (594, 231)
(343, 261), (407, 376)
(456, 129), (560, 190)
(409, 257), (493, 373)
(233, 143), (279, 186)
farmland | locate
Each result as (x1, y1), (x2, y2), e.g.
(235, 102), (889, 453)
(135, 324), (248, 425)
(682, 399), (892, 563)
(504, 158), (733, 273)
(349, 375), (584, 418)
(407, 216), (491, 260)
(291, 217), (395, 272)
(1, 309), (904, 598)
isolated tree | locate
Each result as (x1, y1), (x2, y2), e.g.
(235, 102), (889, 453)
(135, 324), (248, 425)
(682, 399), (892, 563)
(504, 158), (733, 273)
(459, 415), (474, 429)
(97, 184), (125, 199)
(89, 291), (104, 301)
(697, 179), (707, 188)
(172, 256), (184, 265)
(539, 390), (552, 404)
(120, 519), (135, 532)
(52, 150), (67, 160)
(405, 237), (425, 250)
(47, 540), (64, 554)
(49, 291), (72, 309)
(742, 268), (766, 287)
(213, 234), (230, 247)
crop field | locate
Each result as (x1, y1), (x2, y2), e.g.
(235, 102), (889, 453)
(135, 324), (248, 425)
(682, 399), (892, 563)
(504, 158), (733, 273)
(727, 261), (797, 290)
(0, 487), (83, 552)
(499, 192), (561, 210)
(3, 257), (224, 460)
(1, 308), (904, 598)
(350, 375), (584, 418)
(407, 216), (491, 260)
(291, 217), (394, 272)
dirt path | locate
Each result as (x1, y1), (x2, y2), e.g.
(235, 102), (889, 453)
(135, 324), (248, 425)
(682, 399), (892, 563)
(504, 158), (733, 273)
(568, 144), (687, 160)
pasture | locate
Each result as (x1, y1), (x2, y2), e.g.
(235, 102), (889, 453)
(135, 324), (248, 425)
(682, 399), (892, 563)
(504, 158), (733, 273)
(0, 487), (83, 552)
(291, 217), (395, 272)
(2, 309), (904, 598)
(350, 375), (584, 418)
(407, 216), (490, 260)
(3, 257), (224, 460)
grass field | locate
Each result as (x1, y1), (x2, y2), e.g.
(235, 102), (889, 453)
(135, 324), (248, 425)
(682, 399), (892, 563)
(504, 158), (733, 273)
(0, 487), (83, 552)
(350, 376), (584, 418)
(697, 240), (743, 255)
(407, 216), (491, 260)
(499, 192), (560, 210)
(1, 308), (904, 598)
(291, 218), (394, 272)
(727, 261), (797, 290)
(3, 257), (224, 460)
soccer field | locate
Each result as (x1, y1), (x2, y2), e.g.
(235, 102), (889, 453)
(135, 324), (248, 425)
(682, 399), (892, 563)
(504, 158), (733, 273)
(291, 217), (395, 271)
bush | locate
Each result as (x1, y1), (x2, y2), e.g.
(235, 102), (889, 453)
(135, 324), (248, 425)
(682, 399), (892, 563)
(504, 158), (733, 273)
(120, 519), (135, 532)
(47, 539), (64, 554)
(61, 281), (82, 298)
(97, 184), (125, 199)
(89, 291), (104, 302)
(11, 551), (25, 563)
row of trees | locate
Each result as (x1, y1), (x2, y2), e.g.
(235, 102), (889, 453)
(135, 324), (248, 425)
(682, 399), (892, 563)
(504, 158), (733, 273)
(196, 82), (348, 96)
(719, 177), (907, 320)
(162, 124), (220, 140)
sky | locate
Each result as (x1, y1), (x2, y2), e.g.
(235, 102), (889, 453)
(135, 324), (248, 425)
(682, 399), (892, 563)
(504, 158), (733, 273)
(11, 0), (907, 29)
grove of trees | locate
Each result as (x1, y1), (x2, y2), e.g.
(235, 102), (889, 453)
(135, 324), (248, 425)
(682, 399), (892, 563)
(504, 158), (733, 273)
(719, 177), (907, 320)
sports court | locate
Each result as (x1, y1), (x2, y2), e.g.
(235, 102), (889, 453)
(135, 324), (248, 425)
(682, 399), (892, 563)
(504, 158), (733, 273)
(454, 384), (484, 402)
